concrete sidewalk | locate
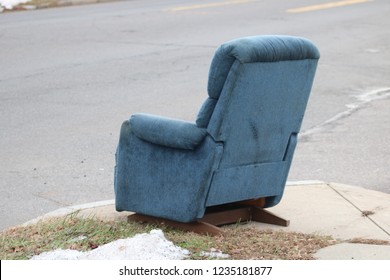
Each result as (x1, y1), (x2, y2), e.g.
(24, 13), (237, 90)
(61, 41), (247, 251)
(23, 181), (390, 260)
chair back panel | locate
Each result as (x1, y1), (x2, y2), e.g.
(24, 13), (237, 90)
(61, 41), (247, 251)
(207, 58), (318, 168)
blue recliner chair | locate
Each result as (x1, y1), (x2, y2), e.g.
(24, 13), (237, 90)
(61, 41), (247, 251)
(114, 35), (320, 233)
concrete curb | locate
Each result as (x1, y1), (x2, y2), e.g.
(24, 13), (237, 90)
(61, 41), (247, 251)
(22, 199), (115, 226)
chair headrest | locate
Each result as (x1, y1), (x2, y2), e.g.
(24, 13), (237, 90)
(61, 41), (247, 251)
(207, 35), (320, 98)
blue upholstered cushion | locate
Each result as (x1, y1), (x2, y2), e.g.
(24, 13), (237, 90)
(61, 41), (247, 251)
(207, 52), (235, 99)
(220, 35), (320, 63)
(207, 35), (320, 99)
(129, 113), (207, 150)
(196, 97), (218, 128)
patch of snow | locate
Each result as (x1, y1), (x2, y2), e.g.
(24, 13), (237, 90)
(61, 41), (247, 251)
(200, 248), (230, 259)
(0, 0), (30, 9)
(67, 235), (87, 243)
(31, 229), (190, 260)
(84, 229), (190, 260)
(31, 249), (84, 260)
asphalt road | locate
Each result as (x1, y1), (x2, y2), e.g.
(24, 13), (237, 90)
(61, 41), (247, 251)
(1, 0), (389, 231)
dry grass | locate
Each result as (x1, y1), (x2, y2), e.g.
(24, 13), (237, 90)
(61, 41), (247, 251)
(168, 227), (337, 260)
(0, 214), (339, 260)
(0, 214), (155, 260)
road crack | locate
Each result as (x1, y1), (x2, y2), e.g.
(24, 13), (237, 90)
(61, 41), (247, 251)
(300, 87), (390, 139)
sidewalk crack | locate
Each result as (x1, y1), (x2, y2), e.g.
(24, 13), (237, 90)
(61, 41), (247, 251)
(327, 184), (390, 236)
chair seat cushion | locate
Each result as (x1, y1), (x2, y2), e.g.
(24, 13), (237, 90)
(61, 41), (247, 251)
(129, 113), (207, 150)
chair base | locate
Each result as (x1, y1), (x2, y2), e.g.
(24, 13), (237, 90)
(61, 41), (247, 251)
(127, 202), (289, 236)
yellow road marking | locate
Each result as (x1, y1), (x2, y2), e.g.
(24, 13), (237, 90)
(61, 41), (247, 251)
(165, 0), (256, 12)
(287, 0), (373, 13)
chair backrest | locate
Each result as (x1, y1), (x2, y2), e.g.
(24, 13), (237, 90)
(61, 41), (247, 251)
(196, 35), (320, 169)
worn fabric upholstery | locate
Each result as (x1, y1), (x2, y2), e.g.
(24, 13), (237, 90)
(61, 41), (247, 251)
(114, 35), (320, 222)
(130, 113), (207, 150)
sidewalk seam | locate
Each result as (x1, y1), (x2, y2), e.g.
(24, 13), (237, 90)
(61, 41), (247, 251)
(327, 183), (390, 237)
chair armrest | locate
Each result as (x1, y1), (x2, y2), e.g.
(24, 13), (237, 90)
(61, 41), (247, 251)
(129, 113), (207, 150)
